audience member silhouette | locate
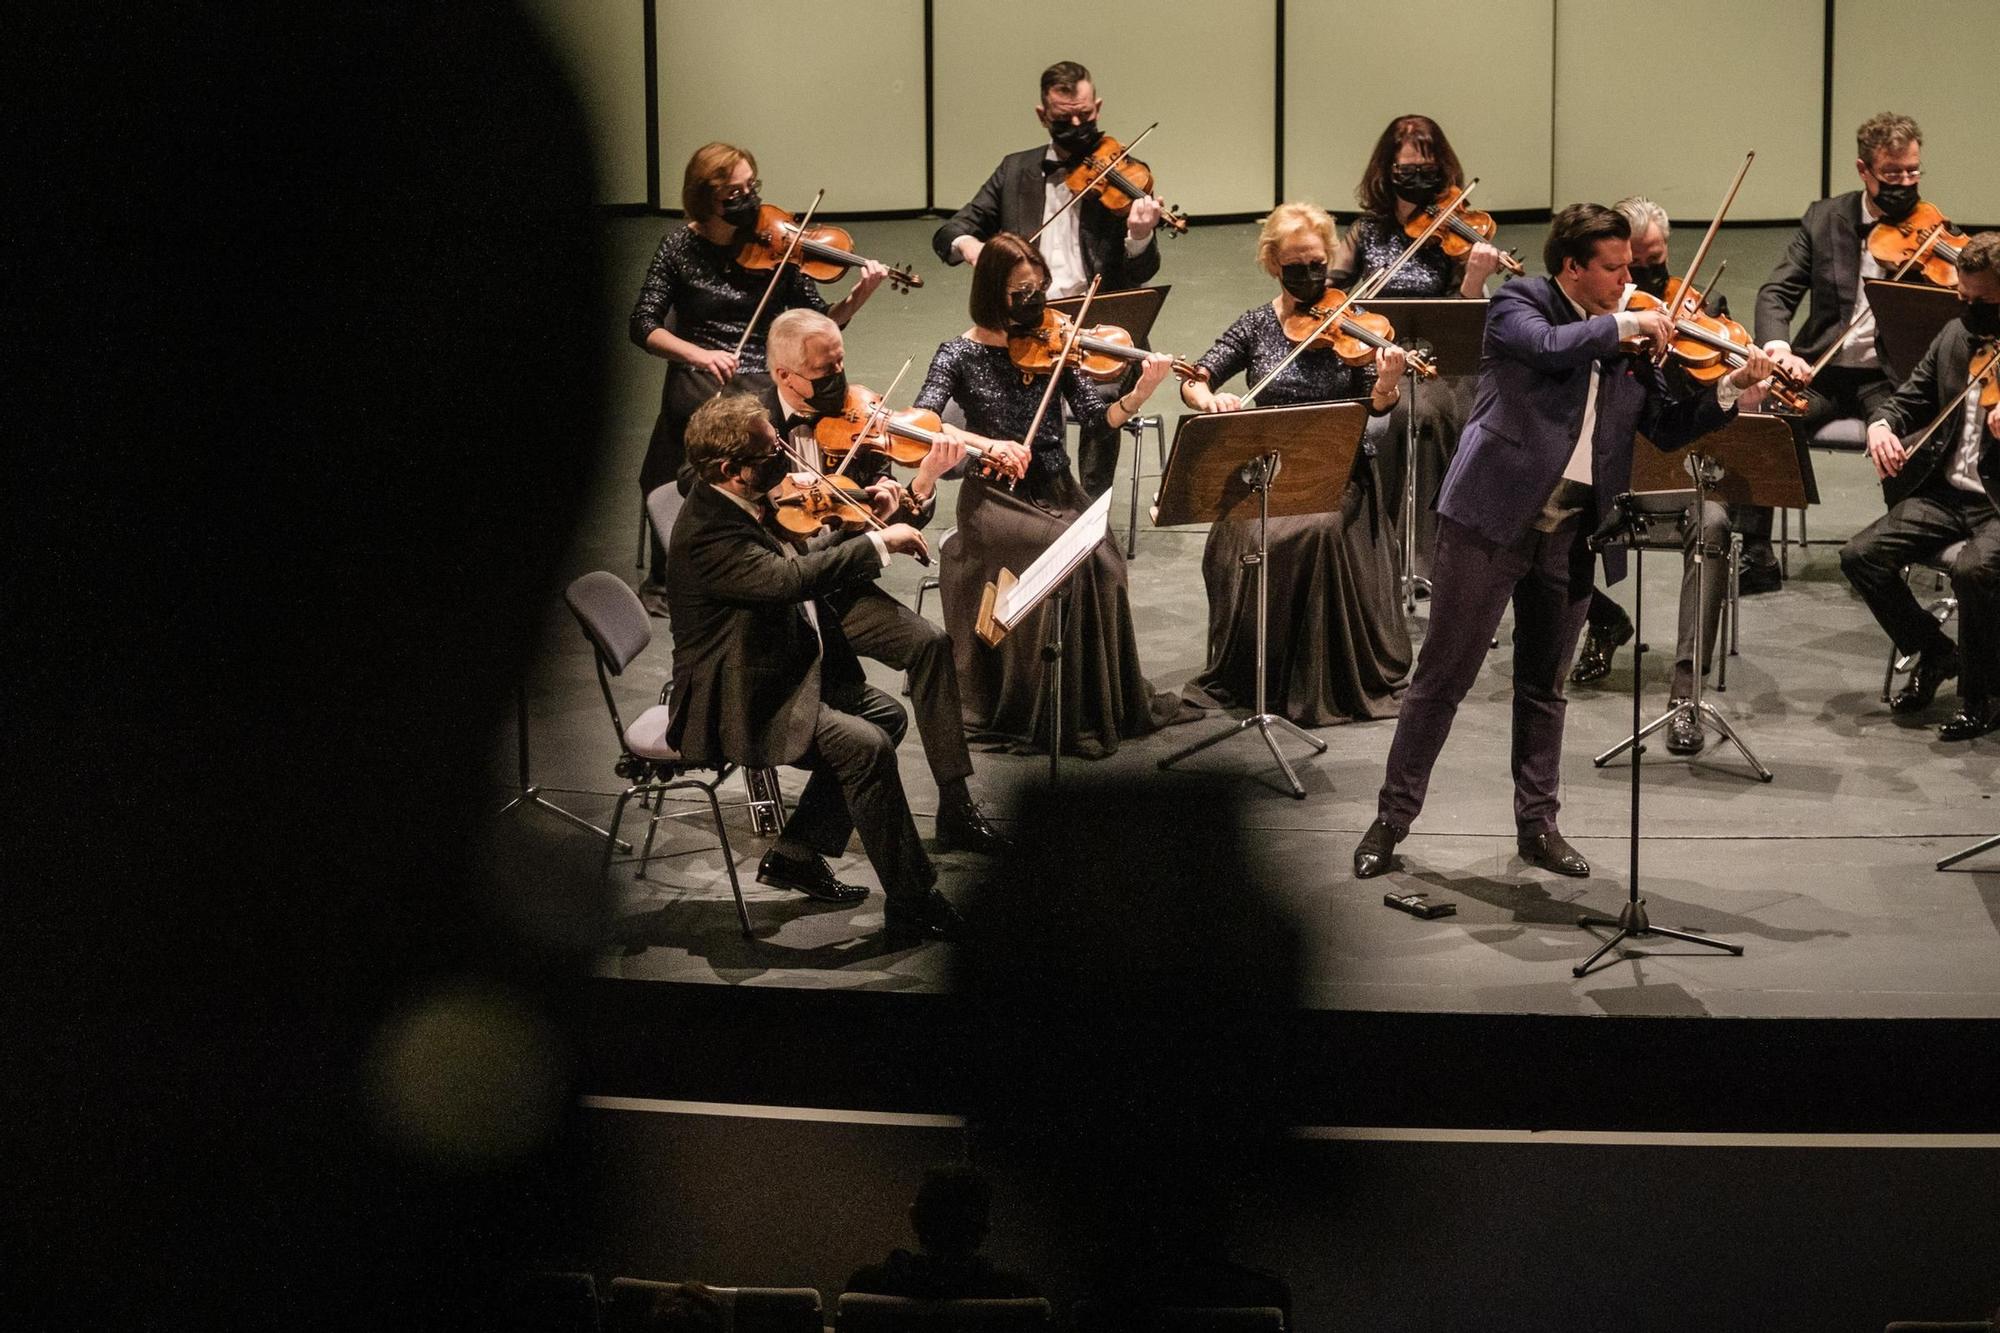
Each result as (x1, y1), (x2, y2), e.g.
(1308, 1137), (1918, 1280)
(844, 1164), (1041, 1302)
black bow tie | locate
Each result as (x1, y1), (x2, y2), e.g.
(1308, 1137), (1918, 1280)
(1041, 156), (1071, 178)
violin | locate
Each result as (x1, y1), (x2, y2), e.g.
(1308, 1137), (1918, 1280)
(769, 472), (874, 537)
(1401, 185), (1525, 276)
(1621, 284), (1810, 414)
(1005, 308), (1205, 384)
(813, 385), (1028, 484)
(1279, 288), (1438, 379)
(1867, 200), (1969, 289)
(1059, 132), (1189, 235)
(735, 203), (922, 292)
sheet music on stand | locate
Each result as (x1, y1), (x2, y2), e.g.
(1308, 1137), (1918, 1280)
(1865, 279), (1961, 383)
(975, 489), (1112, 646)
(1048, 285), (1170, 344)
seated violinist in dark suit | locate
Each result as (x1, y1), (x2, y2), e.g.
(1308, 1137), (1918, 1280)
(931, 59), (1162, 499)
(665, 392), (964, 941)
(1840, 231), (2000, 741)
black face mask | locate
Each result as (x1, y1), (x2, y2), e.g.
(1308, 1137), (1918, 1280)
(801, 367), (848, 416)
(1629, 263), (1671, 299)
(719, 192), (763, 231)
(1280, 261), (1329, 304)
(1391, 164), (1447, 207)
(1871, 182), (1920, 223)
(1006, 289), (1047, 332)
(1963, 301), (2000, 340)
(744, 452), (789, 493)
(1048, 117), (1099, 158)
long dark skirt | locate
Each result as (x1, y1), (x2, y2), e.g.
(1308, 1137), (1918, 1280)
(640, 365), (773, 580)
(939, 469), (1187, 758)
(1182, 459), (1411, 727)
(1373, 372), (1473, 583)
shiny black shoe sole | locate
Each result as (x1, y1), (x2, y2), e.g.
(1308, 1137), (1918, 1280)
(1517, 838), (1590, 878)
(755, 861), (869, 905)
(1570, 620), (1634, 685)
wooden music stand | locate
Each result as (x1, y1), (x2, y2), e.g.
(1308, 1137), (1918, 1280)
(1865, 278), (1961, 383)
(973, 489), (1115, 787)
(1355, 297), (1490, 612)
(1153, 401), (1368, 797)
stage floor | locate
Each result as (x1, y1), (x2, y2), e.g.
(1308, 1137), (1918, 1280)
(506, 216), (2000, 1024)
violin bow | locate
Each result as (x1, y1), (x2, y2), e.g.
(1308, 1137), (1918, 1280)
(1244, 187), (1475, 405)
(1892, 338), (1999, 457)
(1018, 275), (1100, 452)
(830, 356), (913, 480)
(1802, 225), (1949, 379)
(1657, 151), (1754, 367)
(1028, 123), (1157, 245)
(727, 187), (824, 374)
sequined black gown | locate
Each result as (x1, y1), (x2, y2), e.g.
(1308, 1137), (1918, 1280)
(914, 337), (1186, 757)
(1181, 305), (1410, 726)
(1330, 212), (1481, 580)
(628, 225), (828, 578)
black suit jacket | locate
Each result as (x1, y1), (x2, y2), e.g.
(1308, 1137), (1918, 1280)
(1875, 317), (1999, 507)
(1754, 190), (1877, 362)
(664, 483), (883, 768)
(931, 146), (1161, 289)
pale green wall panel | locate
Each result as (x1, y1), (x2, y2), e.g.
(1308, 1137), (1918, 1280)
(529, 0), (650, 205)
(657, 0), (926, 213)
(1554, 0), (1821, 222)
(931, 2), (1276, 217)
(1831, 0), (2000, 224)
(1284, 0), (1555, 216)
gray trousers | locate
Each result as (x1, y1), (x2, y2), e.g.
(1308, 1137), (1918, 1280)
(1377, 513), (1595, 834)
(837, 584), (974, 789)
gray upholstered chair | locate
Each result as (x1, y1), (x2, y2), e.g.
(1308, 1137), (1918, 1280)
(1882, 540), (1968, 702)
(834, 1292), (1053, 1331)
(605, 1279), (822, 1333)
(1779, 416), (1867, 570)
(564, 570), (749, 936)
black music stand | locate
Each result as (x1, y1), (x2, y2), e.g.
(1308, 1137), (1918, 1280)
(1595, 413), (1810, 779)
(1053, 285), (1172, 558)
(1865, 278), (1962, 383)
(496, 683), (632, 851)
(974, 489), (1115, 788)
(1152, 401), (1367, 797)
(1359, 297), (1489, 614)
(1575, 491), (1746, 977)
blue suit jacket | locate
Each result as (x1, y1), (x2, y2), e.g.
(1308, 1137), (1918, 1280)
(1437, 276), (1734, 583)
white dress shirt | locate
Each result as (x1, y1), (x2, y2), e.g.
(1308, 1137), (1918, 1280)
(1041, 148), (1149, 299)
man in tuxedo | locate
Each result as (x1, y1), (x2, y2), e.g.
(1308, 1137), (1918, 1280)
(763, 308), (1012, 854)
(665, 391), (964, 940)
(1840, 231), (2000, 740)
(932, 59), (1162, 498)
(1355, 204), (1770, 881)
(1746, 111), (1927, 591)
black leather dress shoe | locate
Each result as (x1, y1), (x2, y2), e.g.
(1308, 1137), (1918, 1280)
(1736, 564), (1783, 596)
(1665, 698), (1705, 755)
(1352, 817), (1407, 879)
(1570, 615), (1634, 686)
(884, 888), (967, 943)
(756, 849), (870, 904)
(935, 799), (1014, 856)
(1891, 646), (1960, 714)
(1938, 704), (2000, 742)
(1518, 829), (1590, 877)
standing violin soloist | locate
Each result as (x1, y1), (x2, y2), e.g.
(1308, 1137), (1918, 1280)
(1356, 205), (1772, 882)
(1330, 115), (1509, 581)
(629, 142), (888, 615)
(932, 60), (1165, 499)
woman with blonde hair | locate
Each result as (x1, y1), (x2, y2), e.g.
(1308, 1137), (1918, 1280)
(1178, 202), (1411, 726)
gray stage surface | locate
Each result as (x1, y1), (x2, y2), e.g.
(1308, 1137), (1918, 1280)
(496, 216), (2000, 1021)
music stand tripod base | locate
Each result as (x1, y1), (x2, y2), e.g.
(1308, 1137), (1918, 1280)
(1573, 897), (1746, 977)
(498, 685), (633, 851)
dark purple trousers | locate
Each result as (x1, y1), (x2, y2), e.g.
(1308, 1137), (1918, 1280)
(1377, 512), (1596, 834)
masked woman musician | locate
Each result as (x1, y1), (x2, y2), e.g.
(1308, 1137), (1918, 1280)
(913, 232), (1187, 757)
(1179, 202), (1411, 726)
(627, 142), (888, 612)
(1329, 115), (1508, 582)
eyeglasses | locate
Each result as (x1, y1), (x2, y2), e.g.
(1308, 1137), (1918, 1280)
(717, 178), (763, 202)
(1006, 284), (1046, 299)
(1869, 165), (1922, 184)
